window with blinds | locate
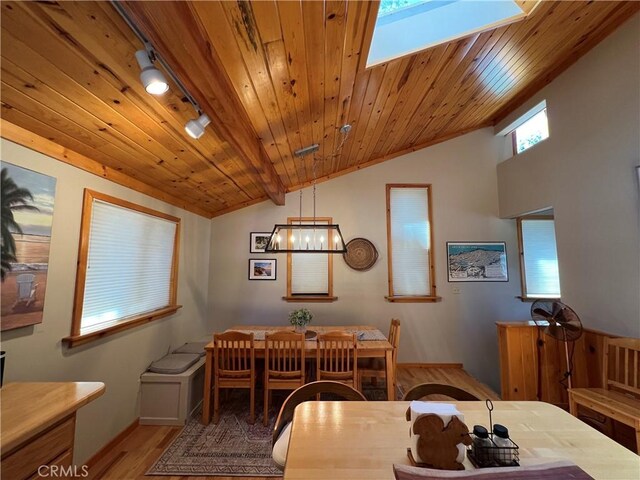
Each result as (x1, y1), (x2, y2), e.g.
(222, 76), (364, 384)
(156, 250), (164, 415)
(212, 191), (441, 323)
(67, 190), (180, 345)
(518, 217), (561, 298)
(386, 185), (437, 300)
(286, 218), (334, 300)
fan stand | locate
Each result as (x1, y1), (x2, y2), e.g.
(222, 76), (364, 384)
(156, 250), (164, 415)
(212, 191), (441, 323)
(563, 328), (572, 390)
(535, 326), (573, 400)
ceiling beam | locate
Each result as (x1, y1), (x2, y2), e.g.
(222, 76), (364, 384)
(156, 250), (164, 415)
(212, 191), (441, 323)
(117, 1), (285, 206)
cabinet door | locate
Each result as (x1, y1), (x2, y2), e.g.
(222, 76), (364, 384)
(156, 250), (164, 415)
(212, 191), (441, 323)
(2, 416), (75, 480)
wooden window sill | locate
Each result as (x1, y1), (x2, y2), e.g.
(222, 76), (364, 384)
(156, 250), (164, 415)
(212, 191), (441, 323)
(516, 296), (561, 302)
(385, 296), (441, 303)
(282, 296), (338, 303)
(63, 305), (182, 348)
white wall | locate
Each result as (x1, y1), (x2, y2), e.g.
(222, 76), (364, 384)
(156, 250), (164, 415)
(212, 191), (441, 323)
(209, 128), (529, 392)
(0, 139), (212, 463)
(496, 14), (640, 337)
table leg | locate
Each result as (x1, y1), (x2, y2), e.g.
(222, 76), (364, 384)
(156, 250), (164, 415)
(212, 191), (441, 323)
(385, 350), (394, 401)
(202, 349), (213, 425)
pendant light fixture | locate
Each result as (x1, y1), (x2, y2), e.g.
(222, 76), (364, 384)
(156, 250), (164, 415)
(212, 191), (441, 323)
(265, 125), (351, 254)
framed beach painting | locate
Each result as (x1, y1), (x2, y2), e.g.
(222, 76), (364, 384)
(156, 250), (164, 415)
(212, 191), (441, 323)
(248, 259), (276, 280)
(447, 242), (508, 282)
(1, 162), (57, 331)
(250, 232), (272, 253)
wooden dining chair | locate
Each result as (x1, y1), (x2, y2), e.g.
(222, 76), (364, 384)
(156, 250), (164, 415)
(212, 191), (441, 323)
(402, 383), (480, 401)
(316, 331), (358, 389)
(271, 381), (366, 471)
(358, 319), (400, 392)
(213, 331), (256, 424)
(264, 331), (306, 426)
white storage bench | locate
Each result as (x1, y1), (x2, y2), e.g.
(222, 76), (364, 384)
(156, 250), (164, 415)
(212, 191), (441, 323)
(140, 354), (206, 426)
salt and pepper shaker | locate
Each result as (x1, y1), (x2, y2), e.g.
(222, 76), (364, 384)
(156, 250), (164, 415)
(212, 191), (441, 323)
(492, 424), (514, 464)
(469, 399), (517, 467)
(472, 425), (492, 448)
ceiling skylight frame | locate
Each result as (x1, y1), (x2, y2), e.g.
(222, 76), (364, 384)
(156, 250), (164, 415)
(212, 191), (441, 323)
(366, 0), (533, 68)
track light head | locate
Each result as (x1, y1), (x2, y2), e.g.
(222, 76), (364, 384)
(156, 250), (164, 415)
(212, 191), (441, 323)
(185, 113), (211, 139)
(135, 50), (169, 95)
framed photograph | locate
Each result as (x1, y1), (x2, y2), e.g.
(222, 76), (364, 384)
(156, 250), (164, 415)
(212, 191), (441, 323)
(248, 259), (277, 280)
(250, 232), (272, 253)
(447, 242), (508, 282)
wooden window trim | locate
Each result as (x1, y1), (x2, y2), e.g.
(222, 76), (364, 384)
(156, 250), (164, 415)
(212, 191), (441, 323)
(385, 184), (438, 302)
(63, 305), (182, 348)
(516, 215), (557, 302)
(282, 296), (338, 303)
(516, 295), (560, 302)
(511, 130), (518, 156)
(385, 296), (441, 303)
(63, 189), (181, 348)
(285, 217), (334, 302)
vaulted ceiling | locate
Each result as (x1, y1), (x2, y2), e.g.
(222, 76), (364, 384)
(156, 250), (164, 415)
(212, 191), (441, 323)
(1, 1), (638, 217)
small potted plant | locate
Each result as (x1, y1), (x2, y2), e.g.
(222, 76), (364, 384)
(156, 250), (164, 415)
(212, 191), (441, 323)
(289, 308), (313, 333)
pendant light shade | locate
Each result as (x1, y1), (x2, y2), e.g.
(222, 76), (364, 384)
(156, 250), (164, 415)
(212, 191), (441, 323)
(185, 113), (211, 139)
(265, 223), (346, 253)
(135, 50), (169, 95)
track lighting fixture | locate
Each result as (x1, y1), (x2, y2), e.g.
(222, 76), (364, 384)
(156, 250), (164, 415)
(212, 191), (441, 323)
(114, 3), (212, 140)
(134, 49), (169, 95)
(184, 114), (211, 139)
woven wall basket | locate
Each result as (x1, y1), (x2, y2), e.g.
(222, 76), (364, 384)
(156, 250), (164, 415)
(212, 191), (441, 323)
(343, 238), (378, 271)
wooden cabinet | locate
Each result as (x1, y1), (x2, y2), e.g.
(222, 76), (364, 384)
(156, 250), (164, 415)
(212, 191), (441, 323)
(497, 322), (640, 451)
(1, 382), (104, 480)
(497, 322), (607, 405)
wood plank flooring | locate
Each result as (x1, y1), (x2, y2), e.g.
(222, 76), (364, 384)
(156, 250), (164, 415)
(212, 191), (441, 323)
(86, 365), (499, 480)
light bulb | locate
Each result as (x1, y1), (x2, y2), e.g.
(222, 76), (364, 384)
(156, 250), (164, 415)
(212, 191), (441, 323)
(135, 50), (169, 95)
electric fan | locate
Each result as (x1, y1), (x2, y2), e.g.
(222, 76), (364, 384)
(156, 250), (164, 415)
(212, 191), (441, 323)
(531, 300), (583, 394)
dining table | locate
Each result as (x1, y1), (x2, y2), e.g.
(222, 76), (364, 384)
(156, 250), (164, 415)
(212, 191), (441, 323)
(201, 325), (394, 425)
(283, 400), (640, 480)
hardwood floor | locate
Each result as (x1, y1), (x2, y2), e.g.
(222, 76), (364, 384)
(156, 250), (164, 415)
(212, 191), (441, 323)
(87, 365), (499, 480)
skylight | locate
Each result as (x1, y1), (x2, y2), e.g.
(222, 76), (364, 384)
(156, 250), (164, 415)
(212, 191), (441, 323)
(367, 0), (526, 67)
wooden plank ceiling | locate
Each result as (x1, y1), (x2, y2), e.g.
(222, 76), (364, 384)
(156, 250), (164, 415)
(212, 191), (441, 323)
(1, 1), (638, 218)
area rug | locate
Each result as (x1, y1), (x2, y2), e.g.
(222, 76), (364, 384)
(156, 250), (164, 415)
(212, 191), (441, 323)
(147, 384), (404, 477)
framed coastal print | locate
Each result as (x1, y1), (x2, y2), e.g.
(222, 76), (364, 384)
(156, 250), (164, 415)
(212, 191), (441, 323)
(447, 242), (508, 282)
(250, 232), (272, 253)
(1, 162), (57, 331)
(248, 259), (277, 280)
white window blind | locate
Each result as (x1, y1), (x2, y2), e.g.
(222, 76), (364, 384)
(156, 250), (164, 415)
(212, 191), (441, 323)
(291, 254), (328, 294)
(521, 219), (560, 297)
(80, 199), (178, 334)
(389, 187), (431, 296)
(290, 219), (329, 295)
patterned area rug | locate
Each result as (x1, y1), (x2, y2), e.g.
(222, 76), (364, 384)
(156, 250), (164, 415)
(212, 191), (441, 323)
(147, 384), (403, 477)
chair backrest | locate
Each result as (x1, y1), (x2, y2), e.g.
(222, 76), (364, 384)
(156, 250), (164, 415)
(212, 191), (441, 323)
(213, 331), (255, 378)
(265, 331), (305, 380)
(316, 331), (357, 381)
(388, 319), (401, 366)
(16, 273), (35, 298)
(272, 380), (366, 446)
(402, 383), (480, 401)
(603, 336), (640, 397)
